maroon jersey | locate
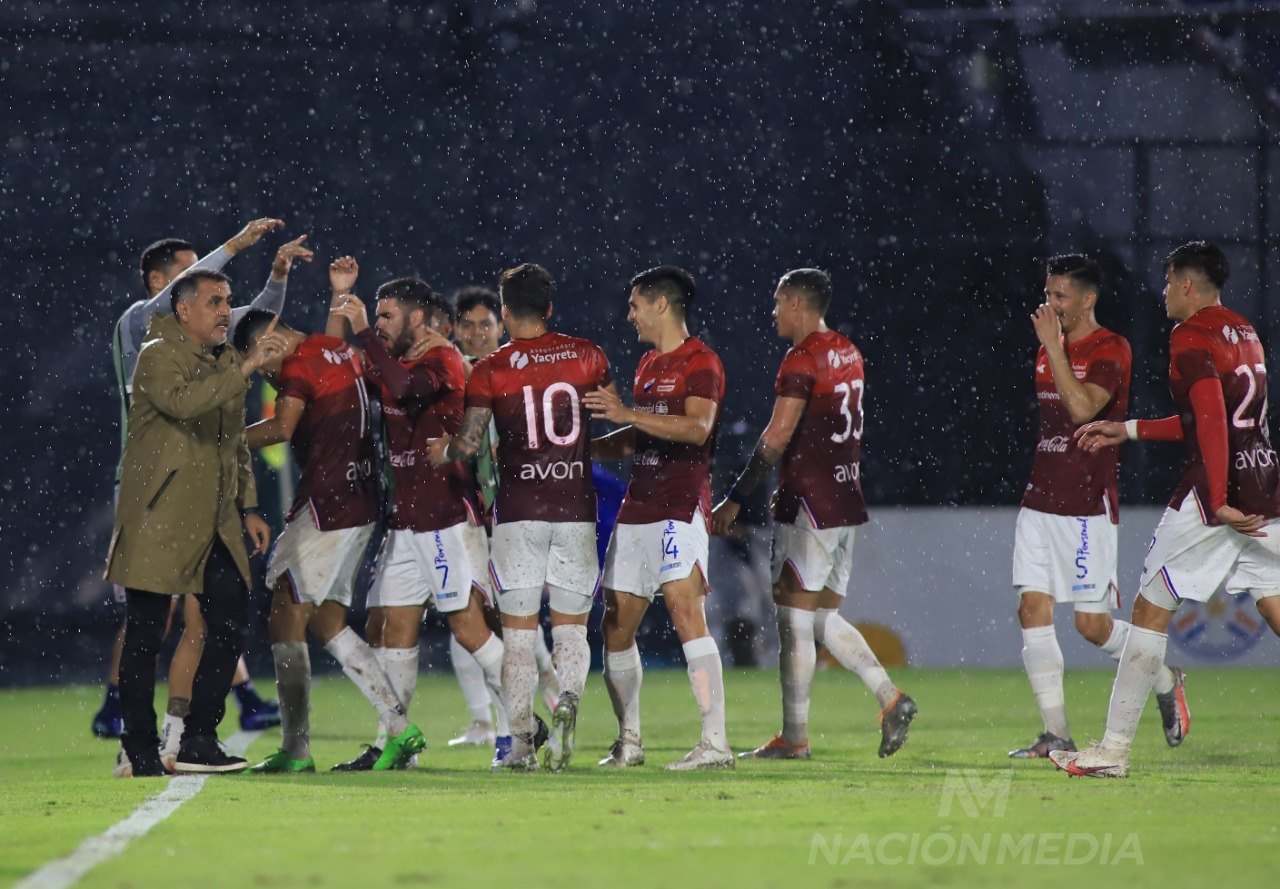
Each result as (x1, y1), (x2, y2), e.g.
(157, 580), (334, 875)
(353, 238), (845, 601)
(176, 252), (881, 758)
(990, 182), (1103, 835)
(772, 330), (869, 529)
(1022, 328), (1130, 521)
(467, 332), (612, 523)
(1167, 305), (1280, 520)
(276, 335), (379, 531)
(618, 337), (724, 526)
(357, 330), (479, 532)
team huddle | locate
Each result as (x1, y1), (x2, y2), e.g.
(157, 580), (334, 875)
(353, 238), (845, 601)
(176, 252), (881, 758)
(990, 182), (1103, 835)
(102, 218), (1280, 780)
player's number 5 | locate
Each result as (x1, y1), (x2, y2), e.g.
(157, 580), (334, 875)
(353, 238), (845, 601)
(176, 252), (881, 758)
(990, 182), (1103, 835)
(831, 380), (864, 444)
(523, 383), (582, 449)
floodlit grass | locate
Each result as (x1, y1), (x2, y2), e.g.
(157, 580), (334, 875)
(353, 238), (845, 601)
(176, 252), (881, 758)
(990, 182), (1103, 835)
(3, 668), (1279, 888)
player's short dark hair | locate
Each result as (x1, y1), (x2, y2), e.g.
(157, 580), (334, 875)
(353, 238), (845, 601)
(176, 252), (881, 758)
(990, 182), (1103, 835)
(231, 308), (291, 354)
(452, 285), (502, 322)
(778, 268), (832, 313)
(376, 277), (436, 320)
(631, 265), (696, 316)
(499, 263), (555, 320)
(170, 269), (230, 314)
(140, 238), (195, 295)
(425, 293), (456, 328)
(1045, 254), (1105, 297)
(1165, 241), (1230, 290)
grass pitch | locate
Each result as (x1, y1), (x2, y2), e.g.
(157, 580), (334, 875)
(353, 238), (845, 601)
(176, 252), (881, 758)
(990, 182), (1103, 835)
(3, 667), (1279, 888)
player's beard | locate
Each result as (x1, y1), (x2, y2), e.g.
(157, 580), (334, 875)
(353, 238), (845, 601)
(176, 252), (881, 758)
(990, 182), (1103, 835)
(392, 327), (414, 359)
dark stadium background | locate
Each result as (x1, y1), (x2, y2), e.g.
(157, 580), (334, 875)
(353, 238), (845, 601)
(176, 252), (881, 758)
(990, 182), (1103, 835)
(3, 0), (1279, 681)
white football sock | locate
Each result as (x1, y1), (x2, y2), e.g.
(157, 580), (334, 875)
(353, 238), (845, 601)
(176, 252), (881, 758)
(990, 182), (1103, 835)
(375, 646), (418, 746)
(470, 633), (510, 736)
(776, 606), (816, 746)
(550, 623), (590, 700)
(1102, 625), (1167, 751)
(450, 634), (493, 723)
(815, 607), (897, 708)
(159, 712), (185, 762)
(535, 617), (561, 709)
(604, 645), (643, 742)
(501, 628), (539, 737)
(1020, 625), (1068, 738)
(683, 635), (728, 750)
(271, 641), (311, 760)
(325, 627), (407, 738)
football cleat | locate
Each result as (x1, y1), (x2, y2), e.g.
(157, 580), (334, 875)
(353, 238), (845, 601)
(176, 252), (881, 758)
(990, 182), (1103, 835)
(1008, 731), (1076, 759)
(598, 736), (645, 768)
(373, 724), (427, 771)
(174, 736), (249, 773)
(1156, 667), (1191, 748)
(249, 749), (316, 774)
(238, 699), (282, 732)
(492, 735), (513, 768)
(666, 740), (735, 771)
(494, 734), (540, 771)
(1048, 742), (1129, 778)
(738, 733), (811, 760)
(543, 692), (579, 772)
(533, 713), (549, 751)
(878, 691), (918, 758)
(448, 720), (496, 747)
(330, 745), (381, 772)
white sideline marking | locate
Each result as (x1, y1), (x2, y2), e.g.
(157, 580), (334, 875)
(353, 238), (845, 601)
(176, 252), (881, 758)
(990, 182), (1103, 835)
(15, 730), (261, 889)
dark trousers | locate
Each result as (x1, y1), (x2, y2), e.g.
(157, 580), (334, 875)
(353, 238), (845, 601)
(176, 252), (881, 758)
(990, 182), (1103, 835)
(119, 537), (249, 757)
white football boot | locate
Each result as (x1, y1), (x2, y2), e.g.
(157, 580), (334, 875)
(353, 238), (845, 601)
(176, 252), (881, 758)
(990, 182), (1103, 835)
(1049, 741), (1129, 778)
(598, 735), (645, 768)
(448, 719), (496, 747)
(666, 740), (735, 771)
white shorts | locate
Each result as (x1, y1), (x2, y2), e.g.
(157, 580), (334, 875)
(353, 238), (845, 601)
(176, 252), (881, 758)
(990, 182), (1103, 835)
(601, 509), (709, 601)
(1012, 507), (1119, 613)
(490, 520), (599, 616)
(770, 511), (857, 595)
(1139, 492), (1280, 610)
(266, 511), (375, 608)
(368, 520), (492, 613)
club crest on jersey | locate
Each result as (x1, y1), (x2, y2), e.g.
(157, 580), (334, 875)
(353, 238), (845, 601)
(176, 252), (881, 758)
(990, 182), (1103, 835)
(510, 351), (530, 369)
(642, 379), (655, 392)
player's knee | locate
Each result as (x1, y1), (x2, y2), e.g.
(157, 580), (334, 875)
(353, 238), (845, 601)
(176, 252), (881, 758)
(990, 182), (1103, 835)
(1131, 592), (1175, 632)
(1017, 591), (1053, 627)
(1074, 612), (1112, 645)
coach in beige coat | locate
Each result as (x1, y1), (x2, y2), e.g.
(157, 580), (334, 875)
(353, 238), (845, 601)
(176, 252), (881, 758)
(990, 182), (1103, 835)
(106, 269), (284, 775)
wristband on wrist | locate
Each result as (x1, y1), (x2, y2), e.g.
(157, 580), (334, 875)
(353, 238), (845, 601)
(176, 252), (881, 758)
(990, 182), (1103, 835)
(1125, 419), (1139, 441)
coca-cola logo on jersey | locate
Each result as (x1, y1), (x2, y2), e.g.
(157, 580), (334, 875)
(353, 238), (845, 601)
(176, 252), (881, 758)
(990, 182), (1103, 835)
(388, 451), (416, 468)
(1037, 435), (1070, 453)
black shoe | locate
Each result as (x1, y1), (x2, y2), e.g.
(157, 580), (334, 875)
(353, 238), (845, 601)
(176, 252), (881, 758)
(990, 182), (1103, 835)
(878, 692), (918, 758)
(1156, 666), (1191, 747)
(330, 744), (381, 772)
(1008, 731), (1076, 759)
(533, 713), (549, 751)
(174, 735), (248, 773)
(121, 747), (168, 778)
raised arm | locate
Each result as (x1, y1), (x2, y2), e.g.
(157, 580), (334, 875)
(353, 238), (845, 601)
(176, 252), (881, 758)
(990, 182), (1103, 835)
(326, 256), (360, 340)
(711, 395), (806, 534)
(231, 234), (312, 328)
(1032, 306), (1114, 425)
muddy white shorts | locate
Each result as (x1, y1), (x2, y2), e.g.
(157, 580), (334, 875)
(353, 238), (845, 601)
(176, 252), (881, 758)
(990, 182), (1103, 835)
(770, 511), (857, 595)
(368, 519), (492, 613)
(490, 520), (599, 616)
(601, 509), (709, 600)
(266, 510), (375, 608)
(1139, 492), (1280, 610)
(1012, 507), (1119, 613)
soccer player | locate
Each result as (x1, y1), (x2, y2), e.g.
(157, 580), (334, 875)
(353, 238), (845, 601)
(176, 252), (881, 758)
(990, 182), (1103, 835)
(1009, 255), (1187, 759)
(328, 271), (508, 771)
(711, 269), (917, 760)
(234, 306), (425, 772)
(430, 264), (613, 771)
(584, 265), (734, 771)
(446, 284), (559, 748)
(1054, 241), (1280, 778)
(97, 219), (306, 758)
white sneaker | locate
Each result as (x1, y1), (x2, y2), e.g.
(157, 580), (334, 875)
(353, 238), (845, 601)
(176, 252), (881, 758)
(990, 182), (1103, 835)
(448, 720), (496, 747)
(598, 736), (645, 768)
(666, 740), (735, 772)
(1049, 742), (1129, 778)
(113, 748), (133, 778)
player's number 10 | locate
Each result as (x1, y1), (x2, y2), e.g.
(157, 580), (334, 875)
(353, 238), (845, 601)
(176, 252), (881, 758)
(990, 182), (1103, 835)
(522, 383), (582, 449)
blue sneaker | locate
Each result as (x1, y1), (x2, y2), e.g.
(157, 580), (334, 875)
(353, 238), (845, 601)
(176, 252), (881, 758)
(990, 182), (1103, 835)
(92, 690), (124, 739)
(491, 735), (513, 769)
(238, 699), (282, 732)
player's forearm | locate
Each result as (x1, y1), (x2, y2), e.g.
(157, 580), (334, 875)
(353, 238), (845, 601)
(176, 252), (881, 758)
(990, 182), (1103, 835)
(592, 426), (636, 459)
(246, 417), (290, 450)
(252, 275), (287, 311)
(725, 437), (783, 502)
(445, 408), (492, 462)
(627, 409), (713, 445)
(1045, 347), (1101, 425)
(1189, 378), (1230, 512)
(1127, 416), (1184, 442)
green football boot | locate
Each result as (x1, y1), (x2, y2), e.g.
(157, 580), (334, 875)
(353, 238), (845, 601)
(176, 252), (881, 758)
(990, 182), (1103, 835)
(373, 724), (427, 771)
(248, 748), (316, 774)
